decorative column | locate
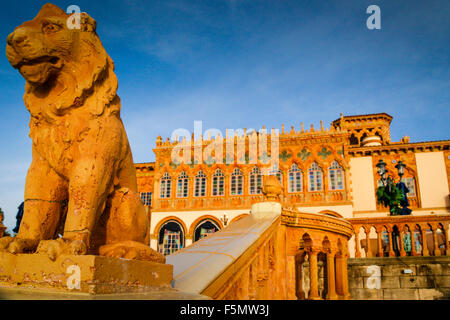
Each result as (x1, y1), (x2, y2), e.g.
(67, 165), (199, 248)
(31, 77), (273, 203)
(342, 254), (350, 300)
(410, 230), (417, 256)
(354, 231), (361, 258)
(432, 228), (441, 256)
(326, 251), (338, 300)
(295, 254), (305, 300)
(335, 252), (350, 300)
(365, 228), (373, 258)
(399, 230), (407, 257)
(335, 252), (343, 297)
(421, 226), (429, 256)
(308, 250), (320, 300)
(388, 228), (396, 257)
(444, 225), (450, 256)
(376, 228), (383, 257)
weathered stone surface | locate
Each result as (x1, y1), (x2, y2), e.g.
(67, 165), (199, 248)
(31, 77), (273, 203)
(416, 263), (450, 276)
(348, 266), (369, 278)
(418, 289), (444, 300)
(348, 256), (450, 300)
(383, 288), (419, 300)
(349, 277), (363, 289)
(380, 276), (400, 289)
(435, 276), (450, 287)
(399, 276), (433, 289)
(349, 288), (383, 300)
(381, 264), (417, 277)
(0, 252), (173, 294)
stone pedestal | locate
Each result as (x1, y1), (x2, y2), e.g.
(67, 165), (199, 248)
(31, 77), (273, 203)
(0, 252), (173, 295)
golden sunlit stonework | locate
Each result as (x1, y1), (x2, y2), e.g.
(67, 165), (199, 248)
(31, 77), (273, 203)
(133, 113), (449, 300)
(1, 3), (448, 301)
(135, 113), (450, 262)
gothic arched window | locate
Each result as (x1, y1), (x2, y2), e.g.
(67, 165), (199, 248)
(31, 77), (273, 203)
(249, 167), (263, 194)
(288, 163), (302, 193)
(308, 162), (323, 192)
(230, 168), (243, 195)
(158, 220), (185, 255)
(160, 172), (172, 198)
(328, 161), (344, 190)
(176, 171), (189, 198)
(194, 170), (207, 197)
(212, 169), (225, 196)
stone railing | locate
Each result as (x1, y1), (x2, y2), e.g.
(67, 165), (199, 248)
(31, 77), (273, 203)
(281, 208), (354, 300)
(167, 202), (283, 300)
(348, 215), (450, 258)
(166, 200), (355, 300)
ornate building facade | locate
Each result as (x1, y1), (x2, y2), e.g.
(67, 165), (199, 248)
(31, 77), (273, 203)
(135, 113), (450, 257)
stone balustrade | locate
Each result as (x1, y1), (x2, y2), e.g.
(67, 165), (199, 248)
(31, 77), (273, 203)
(166, 200), (354, 300)
(281, 208), (354, 300)
(348, 215), (450, 258)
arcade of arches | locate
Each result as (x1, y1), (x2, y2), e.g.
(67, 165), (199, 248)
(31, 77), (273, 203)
(154, 215), (226, 255)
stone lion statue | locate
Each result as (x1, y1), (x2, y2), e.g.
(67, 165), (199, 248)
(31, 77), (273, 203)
(1, 3), (164, 263)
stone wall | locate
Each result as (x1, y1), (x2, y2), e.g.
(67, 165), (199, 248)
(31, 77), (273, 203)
(348, 256), (450, 300)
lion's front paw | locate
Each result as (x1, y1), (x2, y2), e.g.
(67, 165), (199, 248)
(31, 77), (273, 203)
(36, 238), (87, 261)
(99, 241), (165, 263)
(0, 237), (14, 251)
(0, 237), (39, 254)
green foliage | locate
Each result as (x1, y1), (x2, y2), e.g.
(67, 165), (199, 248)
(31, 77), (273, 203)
(376, 184), (404, 215)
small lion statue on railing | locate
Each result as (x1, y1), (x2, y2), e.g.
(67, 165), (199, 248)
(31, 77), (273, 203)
(1, 3), (164, 263)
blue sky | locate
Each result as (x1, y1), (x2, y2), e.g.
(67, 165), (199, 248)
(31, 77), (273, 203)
(0, 0), (449, 230)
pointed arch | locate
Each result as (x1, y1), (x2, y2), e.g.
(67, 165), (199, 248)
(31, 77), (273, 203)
(194, 170), (207, 197)
(328, 160), (344, 190)
(249, 167), (263, 194)
(176, 171), (189, 198)
(308, 162), (323, 191)
(212, 168), (225, 196)
(160, 172), (172, 198)
(288, 163), (303, 193)
(230, 167), (244, 195)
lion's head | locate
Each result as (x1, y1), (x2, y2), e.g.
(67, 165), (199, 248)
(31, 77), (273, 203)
(6, 3), (119, 118)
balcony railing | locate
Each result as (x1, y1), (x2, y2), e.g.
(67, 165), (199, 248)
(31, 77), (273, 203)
(348, 215), (450, 258)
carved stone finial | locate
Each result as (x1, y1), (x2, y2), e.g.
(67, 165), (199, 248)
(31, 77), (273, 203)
(261, 175), (282, 202)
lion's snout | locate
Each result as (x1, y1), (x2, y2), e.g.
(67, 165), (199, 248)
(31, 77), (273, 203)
(6, 28), (45, 66)
(7, 28), (29, 48)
